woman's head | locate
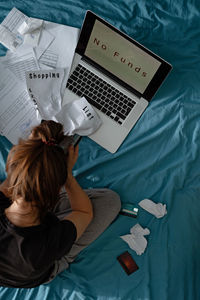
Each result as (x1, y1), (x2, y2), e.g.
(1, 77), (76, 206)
(6, 120), (69, 219)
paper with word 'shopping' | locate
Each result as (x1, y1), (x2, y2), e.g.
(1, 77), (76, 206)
(26, 68), (68, 119)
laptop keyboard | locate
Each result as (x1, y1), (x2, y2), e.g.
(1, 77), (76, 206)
(66, 63), (136, 125)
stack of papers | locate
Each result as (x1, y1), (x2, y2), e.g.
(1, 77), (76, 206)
(0, 7), (80, 144)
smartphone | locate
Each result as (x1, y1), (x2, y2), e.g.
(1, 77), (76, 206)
(117, 251), (139, 275)
(73, 134), (82, 147)
(59, 134), (82, 154)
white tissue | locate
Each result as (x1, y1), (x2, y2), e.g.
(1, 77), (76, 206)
(55, 97), (102, 136)
(130, 223), (150, 236)
(139, 199), (167, 218)
(120, 223), (150, 255)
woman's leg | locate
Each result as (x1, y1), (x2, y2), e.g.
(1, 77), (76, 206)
(49, 188), (121, 279)
(66, 188), (121, 263)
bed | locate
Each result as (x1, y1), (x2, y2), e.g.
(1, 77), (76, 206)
(0, 0), (200, 299)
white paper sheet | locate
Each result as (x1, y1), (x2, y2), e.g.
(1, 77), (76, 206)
(37, 48), (58, 69)
(1, 49), (39, 82)
(26, 68), (68, 119)
(9, 27), (55, 62)
(0, 8), (54, 51)
(37, 21), (80, 76)
(0, 7), (28, 51)
(0, 68), (41, 144)
(1, 7), (28, 34)
(33, 29), (55, 59)
(18, 18), (43, 35)
(0, 24), (23, 51)
(17, 18), (43, 47)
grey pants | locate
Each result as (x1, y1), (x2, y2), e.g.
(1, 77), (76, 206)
(45, 188), (121, 282)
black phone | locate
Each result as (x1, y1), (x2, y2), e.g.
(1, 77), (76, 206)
(73, 134), (82, 147)
(59, 134), (82, 154)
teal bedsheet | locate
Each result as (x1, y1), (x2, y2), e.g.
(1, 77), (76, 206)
(1, 1), (200, 299)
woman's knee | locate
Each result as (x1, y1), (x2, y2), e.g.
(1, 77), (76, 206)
(86, 188), (121, 216)
(103, 188), (121, 214)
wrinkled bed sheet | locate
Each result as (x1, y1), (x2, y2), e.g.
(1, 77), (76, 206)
(0, 1), (200, 299)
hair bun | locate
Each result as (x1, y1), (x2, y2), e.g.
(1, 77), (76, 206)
(31, 120), (64, 145)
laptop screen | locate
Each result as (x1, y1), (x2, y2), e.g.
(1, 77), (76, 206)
(85, 19), (161, 94)
(76, 11), (172, 101)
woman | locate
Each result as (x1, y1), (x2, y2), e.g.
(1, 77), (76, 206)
(0, 120), (121, 288)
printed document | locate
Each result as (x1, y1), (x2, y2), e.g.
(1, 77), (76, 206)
(0, 68), (41, 144)
(1, 49), (39, 82)
(0, 7), (28, 51)
(0, 7), (101, 144)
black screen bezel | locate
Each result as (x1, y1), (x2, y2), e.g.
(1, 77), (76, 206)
(76, 11), (172, 102)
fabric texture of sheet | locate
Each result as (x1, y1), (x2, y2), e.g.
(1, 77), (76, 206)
(0, 0), (200, 299)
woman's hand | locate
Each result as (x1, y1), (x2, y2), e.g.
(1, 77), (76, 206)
(65, 145), (79, 189)
(67, 144), (79, 174)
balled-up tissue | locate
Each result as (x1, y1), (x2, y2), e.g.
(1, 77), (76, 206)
(55, 97), (102, 136)
(26, 68), (68, 119)
(139, 199), (167, 218)
(120, 223), (150, 255)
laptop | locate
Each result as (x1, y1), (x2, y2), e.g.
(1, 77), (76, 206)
(63, 10), (172, 153)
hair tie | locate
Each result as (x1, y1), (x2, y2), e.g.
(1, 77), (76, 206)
(42, 138), (57, 146)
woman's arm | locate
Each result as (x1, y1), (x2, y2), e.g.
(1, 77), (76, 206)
(63, 145), (93, 241)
